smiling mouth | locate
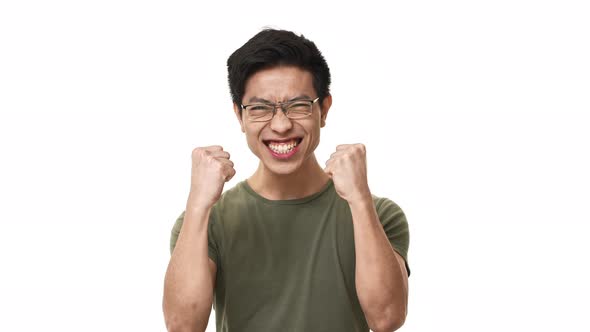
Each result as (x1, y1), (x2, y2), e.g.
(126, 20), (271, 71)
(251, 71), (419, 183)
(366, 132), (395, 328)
(263, 137), (303, 154)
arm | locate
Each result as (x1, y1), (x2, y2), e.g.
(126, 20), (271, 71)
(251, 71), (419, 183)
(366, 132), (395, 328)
(163, 145), (234, 331)
(323, 143), (409, 331)
(163, 206), (217, 332)
(350, 197), (409, 332)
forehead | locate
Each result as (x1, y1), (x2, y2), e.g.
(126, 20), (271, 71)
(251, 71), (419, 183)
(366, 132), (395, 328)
(243, 65), (315, 102)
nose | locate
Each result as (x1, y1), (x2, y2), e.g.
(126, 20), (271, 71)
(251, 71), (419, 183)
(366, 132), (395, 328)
(269, 107), (293, 133)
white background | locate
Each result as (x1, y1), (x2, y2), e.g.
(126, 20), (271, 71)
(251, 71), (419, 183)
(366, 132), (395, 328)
(1, 0), (589, 331)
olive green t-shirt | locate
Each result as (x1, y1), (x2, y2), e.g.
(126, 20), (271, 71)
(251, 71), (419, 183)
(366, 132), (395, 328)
(170, 178), (410, 332)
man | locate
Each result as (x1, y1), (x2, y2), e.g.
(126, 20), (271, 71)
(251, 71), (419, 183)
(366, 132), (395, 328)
(163, 28), (410, 332)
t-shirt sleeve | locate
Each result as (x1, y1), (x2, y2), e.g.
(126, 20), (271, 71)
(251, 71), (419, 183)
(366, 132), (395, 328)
(374, 196), (411, 277)
(169, 209), (221, 268)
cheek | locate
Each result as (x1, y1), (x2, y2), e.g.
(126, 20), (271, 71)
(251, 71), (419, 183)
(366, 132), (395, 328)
(306, 125), (322, 150)
(245, 127), (263, 151)
(246, 133), (258, 147)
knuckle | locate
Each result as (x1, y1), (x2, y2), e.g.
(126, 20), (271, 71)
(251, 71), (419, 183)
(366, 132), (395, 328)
(194, 148), (209, 158)
(206, 155), (217, 164)
(192, 147), (202, 156)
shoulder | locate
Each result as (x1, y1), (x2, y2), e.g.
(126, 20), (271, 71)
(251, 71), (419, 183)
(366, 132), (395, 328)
(371, 194), (404, 216)
(369, 193), (409, 230)
(370, 193), (411, 275)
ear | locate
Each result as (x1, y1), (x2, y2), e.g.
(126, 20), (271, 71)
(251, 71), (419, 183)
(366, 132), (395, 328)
(233, 103), (245, 133)
(320, 94), (332, 128)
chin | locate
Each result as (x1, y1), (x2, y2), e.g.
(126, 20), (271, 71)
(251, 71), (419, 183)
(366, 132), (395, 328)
(264, 162), (303, 176)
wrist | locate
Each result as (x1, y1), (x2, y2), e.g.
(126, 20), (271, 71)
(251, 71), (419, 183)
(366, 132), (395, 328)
(186, 196), (214, 214)
(347, 192), (373, 208)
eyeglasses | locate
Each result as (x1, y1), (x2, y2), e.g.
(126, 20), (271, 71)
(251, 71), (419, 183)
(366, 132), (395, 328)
(241, 97), (319, 122)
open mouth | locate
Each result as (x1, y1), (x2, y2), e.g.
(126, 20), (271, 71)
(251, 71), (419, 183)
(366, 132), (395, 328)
(263, 137), (303, 155)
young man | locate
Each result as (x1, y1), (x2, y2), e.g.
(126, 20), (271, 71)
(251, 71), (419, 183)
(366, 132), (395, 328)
(163, 29), (410, 332)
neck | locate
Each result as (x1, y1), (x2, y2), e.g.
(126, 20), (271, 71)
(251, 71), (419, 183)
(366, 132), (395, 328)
(247, 154), (331, 200)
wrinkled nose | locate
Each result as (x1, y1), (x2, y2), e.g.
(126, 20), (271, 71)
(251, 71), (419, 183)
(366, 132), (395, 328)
(269, 108), (293, 133)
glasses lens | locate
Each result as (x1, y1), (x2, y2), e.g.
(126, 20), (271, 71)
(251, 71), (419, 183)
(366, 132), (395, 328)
(247, 105), (274, 121)
(286, 102), (312, 119)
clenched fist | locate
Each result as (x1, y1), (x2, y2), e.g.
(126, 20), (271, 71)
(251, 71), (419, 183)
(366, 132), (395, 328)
(324, 143), (371, 204)
(187, 145), (236, 210)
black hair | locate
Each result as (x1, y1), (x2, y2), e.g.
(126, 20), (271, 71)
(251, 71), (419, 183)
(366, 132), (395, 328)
(227, 28), (331, 116)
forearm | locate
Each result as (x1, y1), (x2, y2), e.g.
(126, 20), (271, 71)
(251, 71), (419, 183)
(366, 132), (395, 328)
(350, 197), (408, 332)
(163, 206), (214, 332)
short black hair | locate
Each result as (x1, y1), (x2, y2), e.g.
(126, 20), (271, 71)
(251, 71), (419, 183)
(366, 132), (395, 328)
(227, 28), (331, 116)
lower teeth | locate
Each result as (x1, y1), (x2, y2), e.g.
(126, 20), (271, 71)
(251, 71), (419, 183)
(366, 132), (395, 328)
(270, 145), (296, 154)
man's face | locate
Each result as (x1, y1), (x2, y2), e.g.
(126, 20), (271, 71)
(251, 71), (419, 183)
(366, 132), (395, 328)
(233, 65), (331, 176)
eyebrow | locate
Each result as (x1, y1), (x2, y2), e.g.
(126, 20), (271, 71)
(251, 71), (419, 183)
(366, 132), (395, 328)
(247, 95), (313, 104)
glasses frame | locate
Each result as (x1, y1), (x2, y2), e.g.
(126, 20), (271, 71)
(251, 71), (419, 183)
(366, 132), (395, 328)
(241, 97), (320, 122)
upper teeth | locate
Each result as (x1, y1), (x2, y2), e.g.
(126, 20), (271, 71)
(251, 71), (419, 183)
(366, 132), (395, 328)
(268, 139), (299, 153)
